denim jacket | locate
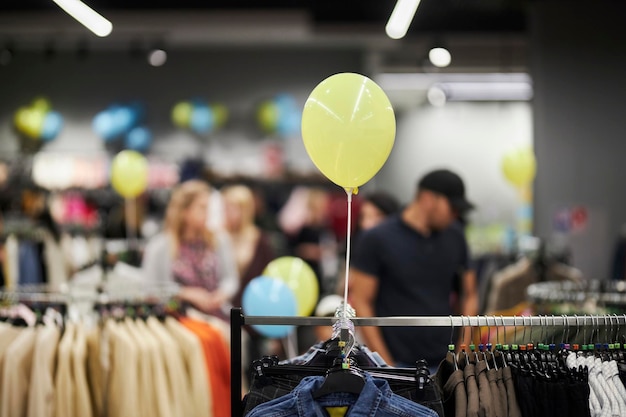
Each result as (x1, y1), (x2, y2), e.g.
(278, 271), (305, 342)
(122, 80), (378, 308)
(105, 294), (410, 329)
(245, 373), (439, 417)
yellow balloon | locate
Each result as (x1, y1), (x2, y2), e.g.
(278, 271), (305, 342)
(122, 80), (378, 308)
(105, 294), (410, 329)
(257, 101), (278, 133)
(172, 101), (193, 128)
(110, 150), (149, 198)
(212, 103), (229, 128)
(502, 147), (537, 188)
(263, 256), (319, 316)
(14, 107), (45, 139)
(301, 73), (396, 189)
(31, 97), (52, 113)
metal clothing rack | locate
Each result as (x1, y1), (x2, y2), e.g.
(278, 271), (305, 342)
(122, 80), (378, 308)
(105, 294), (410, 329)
(230, 308), (626, 417)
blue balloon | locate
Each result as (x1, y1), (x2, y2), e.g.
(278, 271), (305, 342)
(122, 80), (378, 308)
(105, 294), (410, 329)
(125, 126), (152, 152)
(128, 102), (145, 124)
(111, 106), (136, 134)
(274, 94), (298, 112)
(92, 110), (118, 141)
(190, 105), (214, 134)
(277, 110), (301, 138)
(242, 276), (297, 338)
(41, 111), (63, 142)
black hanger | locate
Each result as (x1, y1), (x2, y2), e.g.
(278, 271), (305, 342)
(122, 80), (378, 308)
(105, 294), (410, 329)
(312, 357), (365, 399)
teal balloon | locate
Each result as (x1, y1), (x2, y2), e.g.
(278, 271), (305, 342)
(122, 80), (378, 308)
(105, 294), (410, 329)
(242, 276), (297, 338)
(41, 111), (63, 142)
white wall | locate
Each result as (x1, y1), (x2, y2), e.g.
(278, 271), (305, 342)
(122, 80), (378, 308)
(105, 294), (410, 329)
(375, 101), (533, 251)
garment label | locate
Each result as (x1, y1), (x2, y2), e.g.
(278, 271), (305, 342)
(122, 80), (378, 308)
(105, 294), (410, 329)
(325, 406), (349, 417)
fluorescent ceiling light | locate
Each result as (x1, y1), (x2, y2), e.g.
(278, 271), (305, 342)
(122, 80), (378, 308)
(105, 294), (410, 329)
(52, 0), (112, 37)
(376, 73), (533, 102)
(435, 82), (533, 101)
(385, 0), (421, 40)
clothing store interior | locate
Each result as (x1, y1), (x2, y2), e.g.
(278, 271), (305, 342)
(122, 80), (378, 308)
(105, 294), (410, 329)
(2, 1), (626, 416)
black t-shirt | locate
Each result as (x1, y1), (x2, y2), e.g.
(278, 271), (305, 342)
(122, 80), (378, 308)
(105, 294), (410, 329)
(351, 214), (469, 366)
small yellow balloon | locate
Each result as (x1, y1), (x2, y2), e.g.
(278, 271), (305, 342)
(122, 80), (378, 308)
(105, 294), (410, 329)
(212, 103), (229, 128)
(301, 73), (396, 188)
(263, 256), (319, 317)
(171, 101), (193, 128)
(502, 147), (537, 188)
(110, 150), (149, 198)
(14, 107), (45, 139)
(257, 101), (279, 133)
(31, 97), (51, 113)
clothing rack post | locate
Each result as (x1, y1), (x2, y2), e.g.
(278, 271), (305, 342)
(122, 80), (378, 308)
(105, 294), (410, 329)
(231, 308), (244, 417)
(230, 309), (626, 417)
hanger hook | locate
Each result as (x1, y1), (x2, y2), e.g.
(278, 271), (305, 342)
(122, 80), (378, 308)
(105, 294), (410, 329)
(615, 314), (620, 342)
(574, 314), (580, 343)
(493, 315), (499, 346)
(538, 315), (544, 345)
(501, 315), (507, 345)
(514, 315), (518, 343)
(450, 315), (455, 346)
(487, 316), (492, 346)
(551, 314), (556, 345)
(461, 315), (466, 346)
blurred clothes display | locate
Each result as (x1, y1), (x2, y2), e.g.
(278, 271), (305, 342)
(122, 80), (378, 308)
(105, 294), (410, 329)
(2, 231), (71, 289)
(0, 302), (228, 417)
(484, 255), (583, 314)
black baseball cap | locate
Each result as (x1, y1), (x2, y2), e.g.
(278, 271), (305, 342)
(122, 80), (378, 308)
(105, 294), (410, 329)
(418, 169), (475, 215)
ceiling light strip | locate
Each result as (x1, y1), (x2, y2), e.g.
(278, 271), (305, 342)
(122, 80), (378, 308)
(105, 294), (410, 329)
(385, 0), (421, 40)
(52, 0), (113, 37)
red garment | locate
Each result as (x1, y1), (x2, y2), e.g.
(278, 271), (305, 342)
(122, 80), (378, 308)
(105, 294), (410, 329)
(179, 317), (230, 417)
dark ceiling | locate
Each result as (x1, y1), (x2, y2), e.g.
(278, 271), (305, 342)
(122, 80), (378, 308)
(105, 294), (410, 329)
(0, 0), (529, 34)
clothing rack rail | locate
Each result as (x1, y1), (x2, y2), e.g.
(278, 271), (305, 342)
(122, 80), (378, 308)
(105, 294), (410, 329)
(230, 308), (626, 417)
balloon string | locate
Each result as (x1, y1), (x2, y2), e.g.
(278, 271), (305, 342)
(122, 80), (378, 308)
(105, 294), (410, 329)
(343, 188), (353, 319)
(125, 197), (137, 251)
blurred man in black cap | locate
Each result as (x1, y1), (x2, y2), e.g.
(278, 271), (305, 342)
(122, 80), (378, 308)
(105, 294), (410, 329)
(350, 169), (478, 371)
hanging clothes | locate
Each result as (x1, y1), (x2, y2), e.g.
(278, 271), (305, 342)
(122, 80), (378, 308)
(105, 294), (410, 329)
(484, 257), (583, 313)
(0, 327), (37, 417)
(26, 325), (60, 417)
(165, 316), (213, 417)
(180, 316), (231, 417)
(245, 373), (439, 417)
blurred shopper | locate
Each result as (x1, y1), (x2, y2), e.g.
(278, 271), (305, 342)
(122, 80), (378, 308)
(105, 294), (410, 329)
(221, 184), (275, 308)
(289, 187), (336, 298)
(358, 191), (401, 232)
(222, 184), (277, 381)
(350, 169), (478, 370)
(142, 180), (239, 319)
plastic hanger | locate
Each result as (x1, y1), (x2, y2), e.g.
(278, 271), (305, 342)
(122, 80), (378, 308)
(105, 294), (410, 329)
(449, 315), (459, 370)
(311, 357), (365, 399)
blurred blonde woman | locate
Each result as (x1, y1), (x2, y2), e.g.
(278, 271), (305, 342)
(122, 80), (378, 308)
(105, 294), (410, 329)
(142, 180), (239, 318)
(221, 184), (275, 308)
